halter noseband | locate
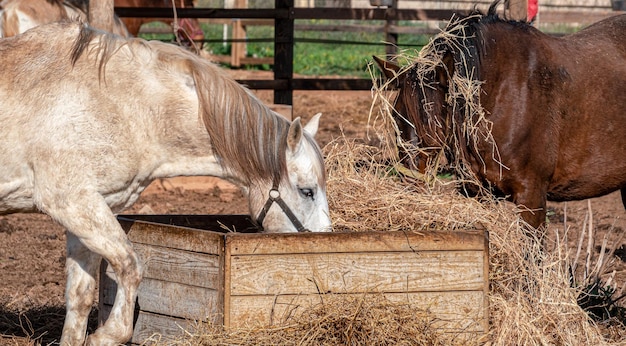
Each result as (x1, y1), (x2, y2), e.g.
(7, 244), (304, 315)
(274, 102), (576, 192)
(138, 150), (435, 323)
(256, 177), (309, 232)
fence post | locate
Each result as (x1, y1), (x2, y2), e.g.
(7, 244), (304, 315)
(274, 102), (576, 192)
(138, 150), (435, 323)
(231, 19), (244, 67)
(274, 0), (294, 105)
(384, 0), (398, 59)
(230, 0), (248, 68)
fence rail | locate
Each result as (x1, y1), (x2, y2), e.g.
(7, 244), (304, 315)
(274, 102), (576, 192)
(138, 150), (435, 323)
(115, 4), (624, 105)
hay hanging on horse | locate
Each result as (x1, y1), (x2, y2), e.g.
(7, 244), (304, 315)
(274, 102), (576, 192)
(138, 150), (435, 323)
(374, 13), (502, 194)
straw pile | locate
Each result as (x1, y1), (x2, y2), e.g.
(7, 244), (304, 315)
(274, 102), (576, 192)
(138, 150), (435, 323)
(321, 135), (613, 345)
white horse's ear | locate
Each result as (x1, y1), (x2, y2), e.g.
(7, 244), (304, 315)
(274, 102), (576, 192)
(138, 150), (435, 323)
(303, 113), (321, 137)
(287, 117), (304, 154)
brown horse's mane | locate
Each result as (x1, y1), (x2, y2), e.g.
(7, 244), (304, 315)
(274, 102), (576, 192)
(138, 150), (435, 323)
(397, 1), (535, 185)
(69, 24), (324, 185)
(440, 1), (534, 81)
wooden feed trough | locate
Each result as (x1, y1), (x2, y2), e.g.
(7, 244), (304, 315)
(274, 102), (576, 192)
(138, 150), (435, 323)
(99, 215), (489, 344)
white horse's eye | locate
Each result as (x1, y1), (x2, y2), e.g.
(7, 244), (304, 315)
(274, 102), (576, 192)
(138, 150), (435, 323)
(299, 188), (315, 200)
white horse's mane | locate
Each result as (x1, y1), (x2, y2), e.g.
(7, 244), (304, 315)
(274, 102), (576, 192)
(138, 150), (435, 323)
(70, 24), (325, 185)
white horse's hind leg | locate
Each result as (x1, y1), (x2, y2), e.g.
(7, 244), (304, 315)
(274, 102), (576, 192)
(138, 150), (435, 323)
(61, 233), (102, 345)
(39, 190), (143, 346)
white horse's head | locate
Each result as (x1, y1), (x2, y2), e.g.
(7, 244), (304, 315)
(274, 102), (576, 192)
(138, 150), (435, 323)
(248, 113), (331, 233)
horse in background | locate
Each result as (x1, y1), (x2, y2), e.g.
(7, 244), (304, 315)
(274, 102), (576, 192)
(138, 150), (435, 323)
(0, 0), (204, 49)
(0, 0), (130, 37)
(375, 2), (626, 230)
(115, 0), (205, 48)
(0, 21), (330, 345)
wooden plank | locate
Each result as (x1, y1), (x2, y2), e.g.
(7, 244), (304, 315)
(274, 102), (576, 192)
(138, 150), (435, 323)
(234, 78), (374, 91)
(114, 7), (287, 19)
(294, 8), (456, 21)
(210, 22), (434, 35)
(118, 218), (224, 254)
(295, 23), (385, 33)
(274, 0), (295, 105)
(235, 79), (286, 90)
(482, 231), (490, 334)
(113, 7), (456, 21)
(100, 304), (197, 345)
(104, 243), (222, 288)
(227, 291), (487, 332)
(223, 230), (234, 329)
(118, 214), (257, 233)
(203, 18), (273, 26)
(291, 78), (374, 91)
(226, 230), (487, 255)
(229, 250), (485, 295)
(101, 277), (221, 321)
(231, 19), (246, 67)
(212, 55), (274, 66)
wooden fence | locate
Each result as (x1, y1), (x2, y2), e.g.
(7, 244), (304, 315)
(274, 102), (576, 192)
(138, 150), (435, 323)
(115, 0), (624, 106)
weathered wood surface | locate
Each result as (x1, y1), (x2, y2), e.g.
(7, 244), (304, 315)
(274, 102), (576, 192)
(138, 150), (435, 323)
(226, 229), (486, 254)
(133, 242), (220, 287)
(101, 275), (220, 321)
(223, 229), (489, 334)
(100, 304), (198, 345)
(118, 216), (227, 254)
(228, 290), (486, 331)
(99, 215), (489, 344)
(228, 251), (485, 295)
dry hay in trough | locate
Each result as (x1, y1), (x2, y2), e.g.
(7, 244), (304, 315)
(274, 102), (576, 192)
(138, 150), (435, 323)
(171, 295), (464, 346)
(161, 15), (624, 346)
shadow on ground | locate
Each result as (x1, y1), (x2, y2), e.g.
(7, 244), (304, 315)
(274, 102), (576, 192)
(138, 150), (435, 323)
(0, 305), (98, 345)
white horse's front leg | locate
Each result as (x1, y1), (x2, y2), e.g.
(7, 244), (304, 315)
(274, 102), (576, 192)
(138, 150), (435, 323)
(85, 225), (143, 346)
(40, 190), (143, 346)
(86, 235), (143, 346)
(61, 233), (102, 345)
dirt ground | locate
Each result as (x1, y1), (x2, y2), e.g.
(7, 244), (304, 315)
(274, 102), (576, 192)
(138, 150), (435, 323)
(1, 69), (625, 345)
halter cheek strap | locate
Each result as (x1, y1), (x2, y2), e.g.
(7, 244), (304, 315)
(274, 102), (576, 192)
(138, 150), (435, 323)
(256, 177), (308, 232)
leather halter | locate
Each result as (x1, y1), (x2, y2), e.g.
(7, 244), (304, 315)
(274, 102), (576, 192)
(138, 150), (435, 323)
(256, 177), (308, 232)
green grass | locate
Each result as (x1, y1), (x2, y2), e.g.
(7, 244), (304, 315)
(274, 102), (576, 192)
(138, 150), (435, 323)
(139, 20), (432, 77)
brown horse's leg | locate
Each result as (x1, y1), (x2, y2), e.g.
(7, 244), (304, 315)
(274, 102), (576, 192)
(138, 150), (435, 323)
(514, 189), (551, 255)
(519, 206), (547, 234)
(513, 183), (548, 239)
(621, 187), (626, 209)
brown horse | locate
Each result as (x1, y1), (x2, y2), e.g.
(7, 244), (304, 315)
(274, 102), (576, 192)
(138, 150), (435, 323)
(375, 2), (626, 230)
(115, 0), (204, 47)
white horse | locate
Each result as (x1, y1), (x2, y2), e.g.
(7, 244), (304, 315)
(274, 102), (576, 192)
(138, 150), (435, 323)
(0, 0), (130, 37)
(0, 21), (331, 345)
